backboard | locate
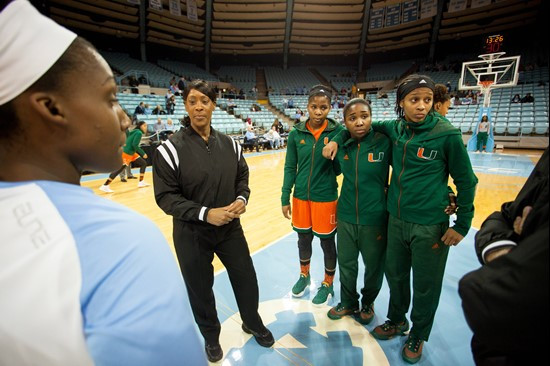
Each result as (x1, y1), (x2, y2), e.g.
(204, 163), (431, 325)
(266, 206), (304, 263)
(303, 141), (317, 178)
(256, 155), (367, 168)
(458, 52), (521, 107)
(458, 52), (521, 91)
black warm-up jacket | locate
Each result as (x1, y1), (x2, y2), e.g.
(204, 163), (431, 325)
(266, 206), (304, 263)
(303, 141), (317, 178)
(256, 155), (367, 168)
(153, 126), (250, 227)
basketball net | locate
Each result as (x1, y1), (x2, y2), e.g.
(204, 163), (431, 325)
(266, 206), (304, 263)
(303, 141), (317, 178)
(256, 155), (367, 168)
(478, 80), (494, 108)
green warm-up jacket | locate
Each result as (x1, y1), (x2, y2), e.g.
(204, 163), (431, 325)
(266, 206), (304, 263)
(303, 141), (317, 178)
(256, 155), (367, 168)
(281, 118), (344, 206)
(337, 130), (391, 226)
(123, 128), (146, 156)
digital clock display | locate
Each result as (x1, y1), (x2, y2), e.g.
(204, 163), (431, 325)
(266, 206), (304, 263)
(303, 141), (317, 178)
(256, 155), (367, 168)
(484, 34), (504, 53)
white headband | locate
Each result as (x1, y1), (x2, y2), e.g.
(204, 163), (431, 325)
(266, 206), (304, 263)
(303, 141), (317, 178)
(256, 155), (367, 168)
(0, 0), (77, 105)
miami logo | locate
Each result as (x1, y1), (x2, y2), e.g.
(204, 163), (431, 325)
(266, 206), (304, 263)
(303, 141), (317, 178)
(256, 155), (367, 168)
(368, 152), (384, 162)
(417, 148), (437, 160)
(343, 154), (349, 160)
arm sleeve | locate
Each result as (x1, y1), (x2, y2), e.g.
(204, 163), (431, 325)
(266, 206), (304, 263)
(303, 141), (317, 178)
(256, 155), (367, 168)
(458, 226), (549, 354)
(473, 206), (517, 263)
(446, 134), (479, 236)
(153, 144), (210, 223)
(330, 128), (350, 146)
(234, 140), (250, 202)
(281, 130), (297, 206)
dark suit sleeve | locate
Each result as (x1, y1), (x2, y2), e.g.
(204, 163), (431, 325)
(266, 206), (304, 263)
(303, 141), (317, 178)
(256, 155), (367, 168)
(458, 227), (549, 354)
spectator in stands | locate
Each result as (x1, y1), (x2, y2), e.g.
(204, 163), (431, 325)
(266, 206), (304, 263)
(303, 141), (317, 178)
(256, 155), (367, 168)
(244, 119), (259, 150)
(520, 93), (534, 103)
(128, 75), (139, 93)
(511, 93), (521, 103)
(178, 76), (186, 91)
(170, 83), (181, 96)
(0, 2), (205, 364)
(264, 126), (283, 149)
(166, 95), (176, 115)
(143, 103), (152, 115)
(338, 97), (345, 109)
(165, 118), (176, 131)
(332, 96), (339, 109)
(462, 92), (473, 105)
(250, 103), (261, 112)
(153, 80), (274, 363)
(152, 104), (165, 115)
(458, 148), (548, 366)
(471, 93), (478, 105)
(382, 99), (390, 108)
(134, 101), (145, 116)
(453, 94), (462, 106)
(282, 96), (289, 109)
(138, 74), (147, 84)
(281, 85), (345, 307)
(323, 74), (478, 364)
(288, 97), (294, 109)
(100, 121), (150, 193)
(326, 97), (391, 327)
(272, 118), (285, 135)
(334, 110), (343, 124)
(154, 117), (166, 133)
(475, 115), (491, 153)
(446, 81), (452, 93)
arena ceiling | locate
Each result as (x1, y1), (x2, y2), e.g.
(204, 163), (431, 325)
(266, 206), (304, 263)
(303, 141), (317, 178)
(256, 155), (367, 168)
(40, 0), (542, 64)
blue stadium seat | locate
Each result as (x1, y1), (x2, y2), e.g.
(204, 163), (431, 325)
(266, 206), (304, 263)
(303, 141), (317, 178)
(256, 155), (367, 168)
(520, 123), (534, 135)
(507, 122), (520, 135)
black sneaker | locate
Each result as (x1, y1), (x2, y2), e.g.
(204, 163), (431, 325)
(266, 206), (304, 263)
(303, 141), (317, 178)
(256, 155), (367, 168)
(128, 176), (137, 179)
(242, 323), (275, 347)
(120, 178), (127, 182)
(205, 343), (223, 363)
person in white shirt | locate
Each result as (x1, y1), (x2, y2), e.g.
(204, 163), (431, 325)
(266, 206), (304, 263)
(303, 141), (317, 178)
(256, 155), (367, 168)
(0, 2), (206, 365)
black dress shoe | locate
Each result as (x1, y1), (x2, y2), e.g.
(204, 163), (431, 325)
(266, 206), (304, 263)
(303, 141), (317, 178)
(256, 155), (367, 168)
(242, 323), (275, 347)
(205, 343), (223, 362)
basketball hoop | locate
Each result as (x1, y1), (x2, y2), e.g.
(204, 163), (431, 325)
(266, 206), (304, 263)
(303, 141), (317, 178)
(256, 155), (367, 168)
(478, 80), (494, 90)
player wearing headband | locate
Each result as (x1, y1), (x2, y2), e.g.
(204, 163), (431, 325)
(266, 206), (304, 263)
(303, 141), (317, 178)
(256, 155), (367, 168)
(281, 85), (345, 306)
(0, 1), (205, 364)
(323, 74), (477, 363)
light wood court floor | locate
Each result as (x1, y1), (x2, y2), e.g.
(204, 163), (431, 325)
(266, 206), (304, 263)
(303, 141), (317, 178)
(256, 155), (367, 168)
(82, 148), (544, 272)
(83, 150), (293, 272)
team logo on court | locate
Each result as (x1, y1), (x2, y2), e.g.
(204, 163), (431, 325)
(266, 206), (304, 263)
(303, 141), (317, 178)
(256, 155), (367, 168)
(368, 152), (385, 163)
(219, 299), (389, 365)
(416, 147), (437, 160)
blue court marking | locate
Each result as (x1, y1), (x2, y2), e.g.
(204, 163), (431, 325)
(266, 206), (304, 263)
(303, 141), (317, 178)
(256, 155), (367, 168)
(468, 152), (535, 177)
(214, 224), (479, 366)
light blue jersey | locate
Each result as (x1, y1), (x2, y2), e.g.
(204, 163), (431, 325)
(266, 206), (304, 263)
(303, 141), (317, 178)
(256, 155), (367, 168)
(0, 181), (206, 366)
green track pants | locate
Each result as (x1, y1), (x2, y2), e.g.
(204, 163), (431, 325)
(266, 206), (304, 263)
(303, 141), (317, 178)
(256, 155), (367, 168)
(336, 220), (387, 309)
(385, 215), (450, 341)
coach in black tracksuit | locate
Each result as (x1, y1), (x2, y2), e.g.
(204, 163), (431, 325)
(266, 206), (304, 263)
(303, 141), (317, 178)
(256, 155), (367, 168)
(153, 80), (273, 363)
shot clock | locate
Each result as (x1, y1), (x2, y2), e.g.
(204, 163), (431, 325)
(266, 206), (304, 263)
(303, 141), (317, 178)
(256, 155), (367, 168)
(484, 34), (504, 53)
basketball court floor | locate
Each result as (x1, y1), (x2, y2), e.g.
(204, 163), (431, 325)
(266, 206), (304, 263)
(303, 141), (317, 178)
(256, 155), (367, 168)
(82, 147), (543, 366)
